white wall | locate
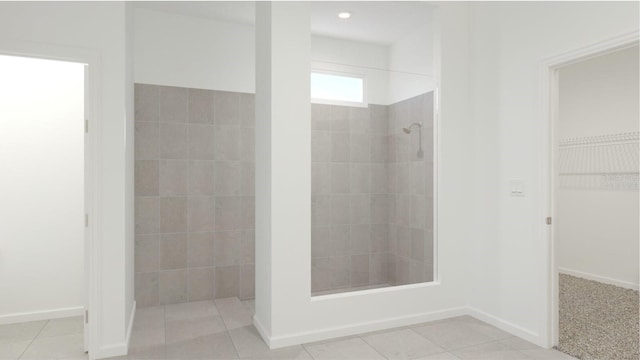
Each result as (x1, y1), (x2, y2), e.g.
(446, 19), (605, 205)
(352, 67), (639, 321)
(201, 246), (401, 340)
(255, 2), (472, 347)
(311, 35), (390, 105)
(133, 8), (435, 106)
(468, 1), (639, 347)
(388, 20), (436, 104)
(134, 8), (255, 93)
(0, 2), (134, 358)
(0, 55), (84, 323)
(556, 46), (639, 289)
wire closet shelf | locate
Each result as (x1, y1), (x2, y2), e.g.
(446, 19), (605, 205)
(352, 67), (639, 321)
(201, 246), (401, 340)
(558, 131), (639, 191)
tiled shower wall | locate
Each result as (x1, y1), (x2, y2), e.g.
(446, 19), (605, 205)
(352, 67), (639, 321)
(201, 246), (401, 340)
(311, 92), (434, 293)
(134, 84), (255, 307)
(310, 104), (390, 292)
(387, 92), (434, 285)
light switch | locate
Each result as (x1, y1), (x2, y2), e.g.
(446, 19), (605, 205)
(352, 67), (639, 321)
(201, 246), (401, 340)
(510, 179), (525, 197)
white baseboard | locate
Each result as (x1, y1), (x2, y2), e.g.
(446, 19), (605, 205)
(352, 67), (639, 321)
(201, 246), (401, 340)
(126, 301), (136, 350)
(559, 267), (639, 291)
(0, 306), (84, 325)
(466, 307), (542, 347)
(94, 301), (136, 360)
(253, 315), (271, 347)
(265, 307), (468, 349)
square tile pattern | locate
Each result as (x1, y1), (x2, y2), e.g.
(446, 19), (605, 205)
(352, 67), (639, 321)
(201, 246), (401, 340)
(0, 301), (578, 360)
(135, 84), (255, 306)
(134, 83), (435, 303)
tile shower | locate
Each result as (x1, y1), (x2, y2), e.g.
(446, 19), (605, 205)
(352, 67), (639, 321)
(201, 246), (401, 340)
(134, 84), (255, 306)
(134, 83), (434, 306)
(311, 93), (434, 294)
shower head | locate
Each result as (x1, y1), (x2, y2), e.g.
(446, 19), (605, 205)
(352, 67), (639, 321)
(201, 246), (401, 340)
(402, 122), (422, 134)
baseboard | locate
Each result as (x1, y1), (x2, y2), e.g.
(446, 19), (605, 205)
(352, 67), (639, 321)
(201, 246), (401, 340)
(126, 301), (136, 350)
(266, 307), (468, 349)
(466, 307), (542, 346)
(0, 306), (84, 325)
(559, 267), (639, 291)
(253, 314), (271, 347)
(94, 301), (136, 360)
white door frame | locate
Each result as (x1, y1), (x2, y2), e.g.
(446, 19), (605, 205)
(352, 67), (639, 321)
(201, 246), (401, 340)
(540, 30), (639, 348)
(0, 39), (101, 357)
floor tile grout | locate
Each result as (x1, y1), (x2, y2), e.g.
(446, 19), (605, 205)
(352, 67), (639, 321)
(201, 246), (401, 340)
(16, 319), (49, 360)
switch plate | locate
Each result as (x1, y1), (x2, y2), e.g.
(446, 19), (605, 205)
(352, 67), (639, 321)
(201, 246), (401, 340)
(510, 179), (525, 197)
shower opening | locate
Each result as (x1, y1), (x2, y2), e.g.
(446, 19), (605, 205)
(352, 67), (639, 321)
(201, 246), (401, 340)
(309, 1), (437, 296)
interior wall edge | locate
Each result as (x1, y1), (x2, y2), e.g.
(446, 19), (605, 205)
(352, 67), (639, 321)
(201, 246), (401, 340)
(467, 306), (542, 347)
(558, 268), (639, 291)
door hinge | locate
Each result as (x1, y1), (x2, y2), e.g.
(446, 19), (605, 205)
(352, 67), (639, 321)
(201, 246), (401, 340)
(85, 119), (88, 133)
(85, 310), (88, 324)
(85, 213), (89, 227)
(546, 217), (552, 225)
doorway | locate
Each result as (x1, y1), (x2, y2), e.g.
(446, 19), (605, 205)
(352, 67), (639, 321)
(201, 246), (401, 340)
(0, 54), (89, 358)
(547, 43), (639, 359)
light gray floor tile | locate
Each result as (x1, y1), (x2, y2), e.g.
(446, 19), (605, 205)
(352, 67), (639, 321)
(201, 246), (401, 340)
(165, 315), (227, 344)
(37, 316), (84, 338)
(449, 341), (530, 360)
(129, 325), (165, 349)
(20, 333), (86, 360)
(165, 332), (238, 360)
(0, 321), (47, 342)
(304, 337), (385, 360)
(228, 325), (310, 359)
(361, 328), (445, 359)
(520, 349), (579, 359)
(496, 336), (542, 351)
(0, 339), (31, 360)
(125, 343), (166, 359)
(165, 300), (219, 322)
(413, 353), (462, 360)
(412, 320), (500, 351)
(133, 306), (165, 330)
(215, 298), (253, 330)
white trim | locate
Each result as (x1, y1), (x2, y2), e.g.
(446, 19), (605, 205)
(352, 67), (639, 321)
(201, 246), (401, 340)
(0, 38), (102, 359)
(558, 268), (639, 291)
(125, 301), (136, 351)
(265, 307), (467, 349)
(0, 307), (84, 325)
(253, 315), (271, 348)
(467, 307), (541, 346)
(540, 30), (640, 349)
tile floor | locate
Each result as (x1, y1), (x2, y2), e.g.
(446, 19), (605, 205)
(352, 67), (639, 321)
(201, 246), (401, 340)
(1, 299), (578, 360)
(0, 316), (86, 360)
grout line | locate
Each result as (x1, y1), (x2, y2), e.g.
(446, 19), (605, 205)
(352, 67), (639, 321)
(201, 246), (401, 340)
(17, 319), (48, 360)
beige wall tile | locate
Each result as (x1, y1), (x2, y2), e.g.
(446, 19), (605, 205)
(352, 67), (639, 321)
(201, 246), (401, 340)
(159, 233), (187, 270)
(135, 84), (159, 123)
(159, 269), (188, 305)
(135, 122), (159, 160)
(159, 123), (188, 159)
(188, 88), (214, 124)
(188, 267), (215, 301)
(135, 160), (159, 196)
(159, 86), (188, 123)
(187, 232), (215, 268)
(135, 197), (159, 235)
(160, 197), (187, 233)
(214, 266), (240, 299)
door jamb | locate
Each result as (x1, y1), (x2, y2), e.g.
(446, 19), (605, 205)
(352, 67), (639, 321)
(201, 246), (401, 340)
(540, 30), (639, 348)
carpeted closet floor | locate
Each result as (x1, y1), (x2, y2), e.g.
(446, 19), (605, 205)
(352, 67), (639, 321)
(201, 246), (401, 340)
(558, 273), (639, 360)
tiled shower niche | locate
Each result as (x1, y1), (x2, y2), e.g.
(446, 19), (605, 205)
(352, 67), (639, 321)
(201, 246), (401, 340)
(311, 92), (434, 295)
(134, 84), (255, 306)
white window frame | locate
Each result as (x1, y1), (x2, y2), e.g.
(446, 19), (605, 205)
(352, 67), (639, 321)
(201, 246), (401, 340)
(310, 69), (368, 107)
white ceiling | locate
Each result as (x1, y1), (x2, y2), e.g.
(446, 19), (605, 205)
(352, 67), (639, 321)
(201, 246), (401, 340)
(134, 1), (434, 46)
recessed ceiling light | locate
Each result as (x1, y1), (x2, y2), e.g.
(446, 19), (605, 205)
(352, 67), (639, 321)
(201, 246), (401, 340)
(338, 11), (351, 20)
